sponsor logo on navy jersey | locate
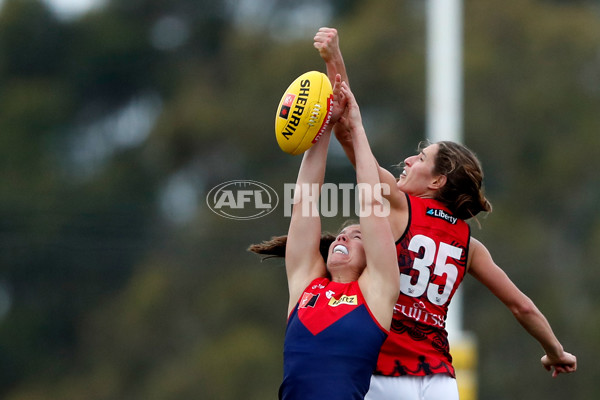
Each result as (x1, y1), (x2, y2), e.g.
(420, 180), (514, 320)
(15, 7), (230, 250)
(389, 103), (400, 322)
(299, 292), (319, 308)
(328, 295), (357, 307)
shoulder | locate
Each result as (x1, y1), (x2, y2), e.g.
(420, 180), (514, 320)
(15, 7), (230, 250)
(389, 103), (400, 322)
(387, 192), (410, 240)
(469, 237), (487, 254)
(467, 237), (492, 272)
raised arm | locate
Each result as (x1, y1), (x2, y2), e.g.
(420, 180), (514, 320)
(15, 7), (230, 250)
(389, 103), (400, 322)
(314, 27), (409, 238)
(285, 76), (345, 315)
(337, 81), (399, 329)
(314, 27), (349, 87)
(314, 28), (354, 163)
(467, 238), (577, 377)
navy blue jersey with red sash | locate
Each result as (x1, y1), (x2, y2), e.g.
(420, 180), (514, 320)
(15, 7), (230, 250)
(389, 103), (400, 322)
(375, 195), (470, 378)
(280, 277), (388, 400)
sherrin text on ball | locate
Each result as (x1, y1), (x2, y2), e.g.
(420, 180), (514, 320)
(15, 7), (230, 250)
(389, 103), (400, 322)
(275, 71), (333, 155)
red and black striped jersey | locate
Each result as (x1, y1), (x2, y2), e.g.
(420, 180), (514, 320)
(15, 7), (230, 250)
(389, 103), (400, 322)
(376, 195), (471, 377)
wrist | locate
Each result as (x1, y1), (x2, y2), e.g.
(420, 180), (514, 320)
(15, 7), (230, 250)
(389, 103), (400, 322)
(544, 343), (564, 359)
(326, 52), (344, 66)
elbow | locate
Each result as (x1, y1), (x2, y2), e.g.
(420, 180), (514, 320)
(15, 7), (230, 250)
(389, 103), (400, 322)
(509, 297), (537, 320)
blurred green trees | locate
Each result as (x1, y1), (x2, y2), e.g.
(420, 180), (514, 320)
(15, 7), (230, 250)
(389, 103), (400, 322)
(0, 0), (598, 398)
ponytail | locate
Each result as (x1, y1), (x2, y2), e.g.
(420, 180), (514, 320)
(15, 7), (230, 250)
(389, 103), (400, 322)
(248, 233), (336, 262)
(434, 141), (492, 221)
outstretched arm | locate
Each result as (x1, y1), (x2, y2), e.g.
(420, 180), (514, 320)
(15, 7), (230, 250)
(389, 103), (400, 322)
(337, 81), (398, 329)
(314, 27), (349, 88)
(314, 27), (355, 163)
(285, 76), (346, 315)
(314, 27), (409, 238)
(468, 238), (577, 377)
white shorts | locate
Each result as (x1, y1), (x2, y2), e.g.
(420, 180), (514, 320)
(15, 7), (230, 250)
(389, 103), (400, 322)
(365, 374), (459, 400)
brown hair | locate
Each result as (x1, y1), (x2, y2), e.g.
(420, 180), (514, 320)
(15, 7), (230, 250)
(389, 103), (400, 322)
(247, 233), (336, 261)
(430, 141), (492, 220)
(247, 220), (357, 261)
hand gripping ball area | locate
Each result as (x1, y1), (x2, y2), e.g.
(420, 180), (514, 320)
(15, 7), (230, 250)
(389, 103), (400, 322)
(275, 71), (334, 155)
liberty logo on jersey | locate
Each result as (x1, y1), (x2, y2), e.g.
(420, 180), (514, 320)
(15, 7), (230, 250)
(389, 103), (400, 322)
(328, 295), (357, 307)
(426, 208), (457, 225)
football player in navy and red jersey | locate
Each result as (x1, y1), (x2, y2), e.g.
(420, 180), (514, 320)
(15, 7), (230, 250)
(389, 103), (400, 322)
(250, 76), (399, 400)
(313, 27), (577, 400)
